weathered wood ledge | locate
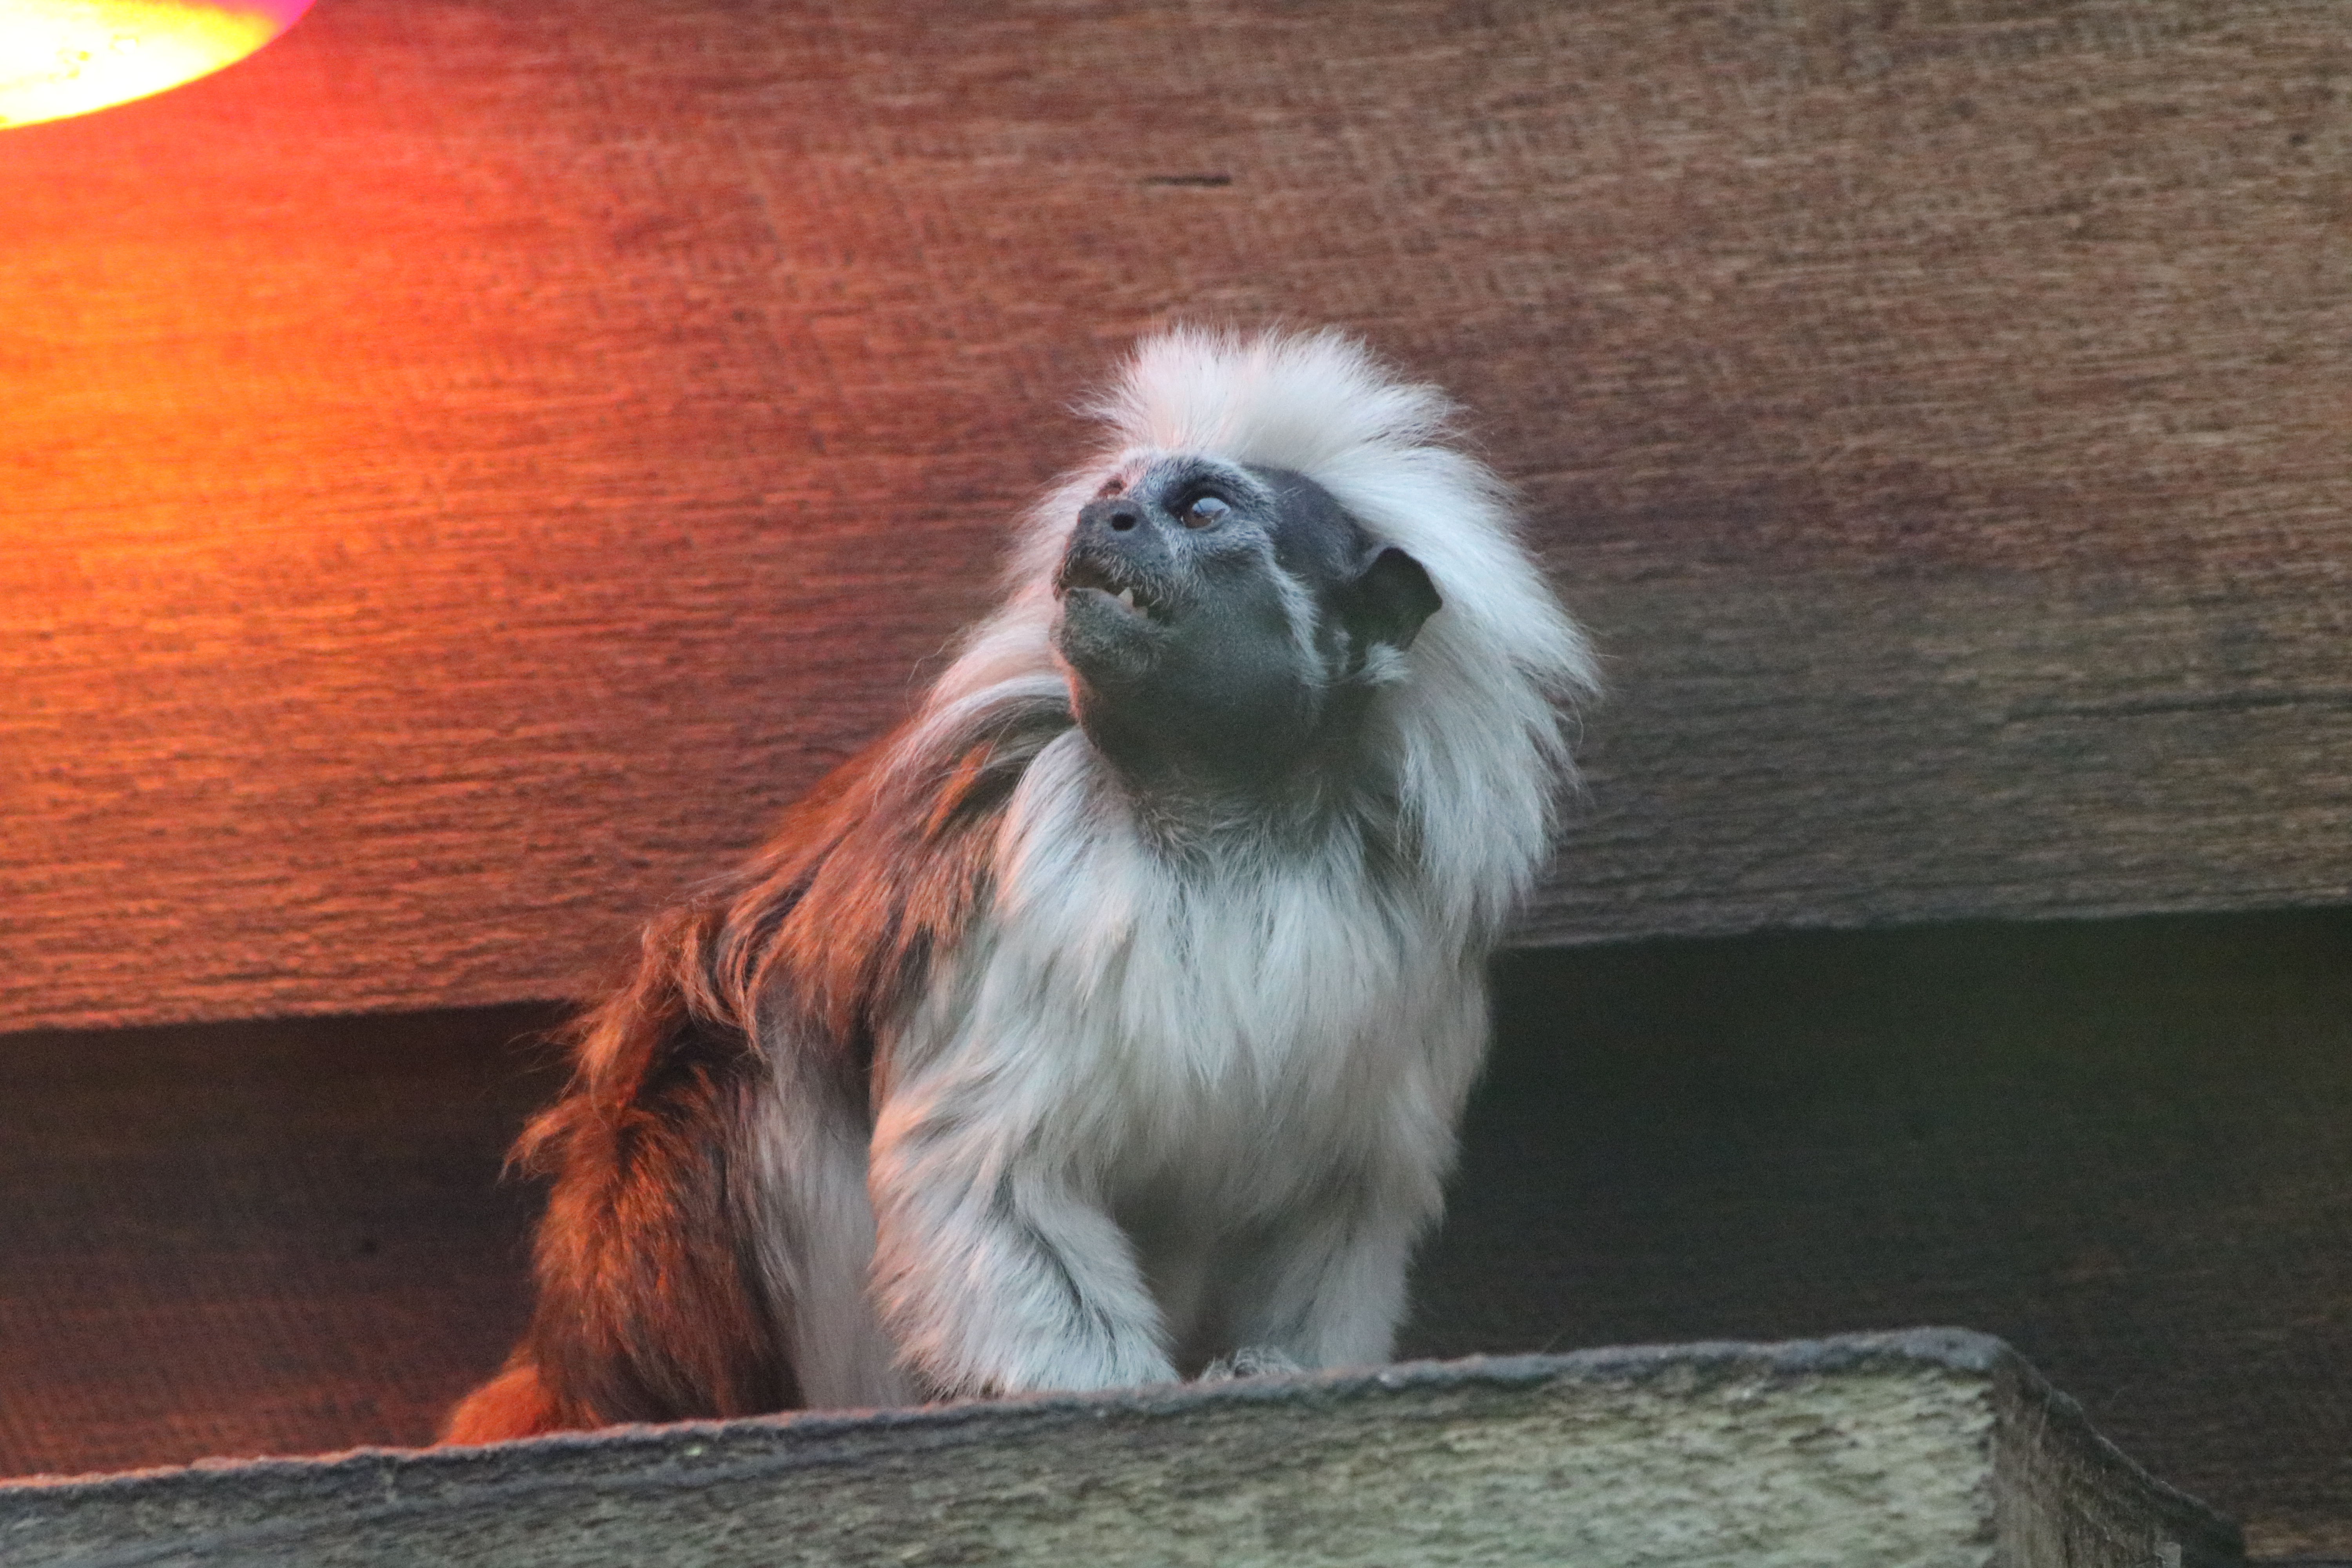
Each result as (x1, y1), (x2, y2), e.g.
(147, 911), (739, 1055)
(0, 1329), (2239, 1568)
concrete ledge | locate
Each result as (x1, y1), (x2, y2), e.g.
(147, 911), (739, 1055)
(0, 1330), (2239, 1568)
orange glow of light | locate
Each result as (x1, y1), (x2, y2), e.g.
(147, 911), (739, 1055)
(0, 1), (314, 129)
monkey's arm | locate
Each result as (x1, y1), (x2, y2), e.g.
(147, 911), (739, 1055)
(1220, 1003), (1488, 1377)
(445, 692), (1074, 1440)
(867, 1079), (1176, 1398)
(1223, 1194), (1426, 1372)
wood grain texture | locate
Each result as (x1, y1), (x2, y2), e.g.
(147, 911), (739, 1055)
(0, 1334), (2242, 1568)
(3, 0), (2348, 1031)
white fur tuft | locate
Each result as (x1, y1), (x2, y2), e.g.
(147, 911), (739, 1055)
(1089, 327), (1456, 481)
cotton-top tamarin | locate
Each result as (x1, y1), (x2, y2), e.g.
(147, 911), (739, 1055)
(445, 328), (1595, 1439)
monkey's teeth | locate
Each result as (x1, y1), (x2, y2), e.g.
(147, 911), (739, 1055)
(1117, 587), (1138, 611)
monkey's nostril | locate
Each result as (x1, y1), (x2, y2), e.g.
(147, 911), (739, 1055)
(1080, 496), (1148, 535)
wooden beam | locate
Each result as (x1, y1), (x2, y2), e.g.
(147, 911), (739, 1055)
(0, 1334), (2244, 1568)
(4, 1), (2347, 1030)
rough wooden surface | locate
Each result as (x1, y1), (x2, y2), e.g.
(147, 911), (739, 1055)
(0, 1332), (2243, 1568)
(5, 0), (2349, 1032)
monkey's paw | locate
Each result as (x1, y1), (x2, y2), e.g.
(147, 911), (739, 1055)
(1197, 1347), (1305, 1382)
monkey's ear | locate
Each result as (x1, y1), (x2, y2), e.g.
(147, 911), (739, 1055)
(1343, 545), (1442, 654)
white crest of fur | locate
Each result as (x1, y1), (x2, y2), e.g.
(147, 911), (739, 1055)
(941, 325), (1598, 940)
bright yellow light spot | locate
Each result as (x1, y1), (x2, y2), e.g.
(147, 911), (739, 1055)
(0, 1), (313, 129)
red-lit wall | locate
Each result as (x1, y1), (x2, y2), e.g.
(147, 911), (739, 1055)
(6, 0), (2350, 1031)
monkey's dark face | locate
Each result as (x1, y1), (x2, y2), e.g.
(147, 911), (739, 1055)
(1051, 457), (1439, 790)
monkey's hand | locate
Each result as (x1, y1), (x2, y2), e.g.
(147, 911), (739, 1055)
(869, 1098), (1176, 1399)
(1197, 1347), (1305, 1382)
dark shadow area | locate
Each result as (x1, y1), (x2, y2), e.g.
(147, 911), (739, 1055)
(1404, 904), (2352, 1557)
(0, 1002), (567, 1481)
(3, 907), (2348, 1552)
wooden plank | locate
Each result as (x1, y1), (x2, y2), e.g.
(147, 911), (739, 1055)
(3, 0), (2347, 1031)
(0, 1333), (2245, 1568)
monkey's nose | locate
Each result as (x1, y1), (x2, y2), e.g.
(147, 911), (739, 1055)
(1081, 497), (1146, 534)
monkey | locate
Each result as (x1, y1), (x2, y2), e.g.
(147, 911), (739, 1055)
(443, 327), (1596, 1441)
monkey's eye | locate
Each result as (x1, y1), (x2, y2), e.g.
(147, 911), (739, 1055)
(1183, 494), (1231, 527)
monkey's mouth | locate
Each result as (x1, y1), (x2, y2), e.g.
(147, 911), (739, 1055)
(1055, 555), (1167, 621)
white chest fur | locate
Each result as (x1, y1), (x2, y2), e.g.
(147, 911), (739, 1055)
(887, 732), (1487, 1220)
